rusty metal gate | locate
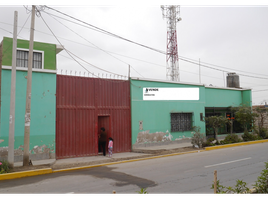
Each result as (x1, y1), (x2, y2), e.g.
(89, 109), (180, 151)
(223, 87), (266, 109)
(56, 75), (131, 159)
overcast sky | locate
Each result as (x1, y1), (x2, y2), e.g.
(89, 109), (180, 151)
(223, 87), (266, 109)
(1, 3), (268, 105)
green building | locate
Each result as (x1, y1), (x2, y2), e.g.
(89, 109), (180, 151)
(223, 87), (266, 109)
(0, 37), (63, 161)
(130, 78), (252, 147)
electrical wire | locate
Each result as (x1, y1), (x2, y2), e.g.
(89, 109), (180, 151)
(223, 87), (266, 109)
(43, 6), (166, 55)
(43, 6), (268, 79)
(252, 89), (268, 92)
(38, 11), (99, 78)
(1, 11), (31, 57)
(3, 6), (267, 88)
(39, 10), (131, 81)
(43, 6), (268, 80)
(180, 57), (268, 80)
(43, 11), (144, 78)
(179, 55), (268, 78)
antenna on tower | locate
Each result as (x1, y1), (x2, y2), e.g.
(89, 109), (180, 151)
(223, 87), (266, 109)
(161, 5), (182, 82)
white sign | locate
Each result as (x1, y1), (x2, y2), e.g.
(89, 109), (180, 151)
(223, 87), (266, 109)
(143, 87), (199, 100)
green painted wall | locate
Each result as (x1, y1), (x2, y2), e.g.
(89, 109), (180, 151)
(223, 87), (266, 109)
(204, 87), (251, 109)
(0, 37), (58, 156)
(0, 70), (56, 152)
(2, 37), (57, 70)
(131, 79), (206, 145)
(130, 79), (252, 145)
(242, 90), (252, 107)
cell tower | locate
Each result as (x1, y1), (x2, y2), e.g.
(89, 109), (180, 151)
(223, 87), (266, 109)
(161, 5), (182, 82)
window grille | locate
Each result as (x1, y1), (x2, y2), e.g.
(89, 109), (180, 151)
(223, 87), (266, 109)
(171, 113), (192, 132)
(16, 50), (42, 69)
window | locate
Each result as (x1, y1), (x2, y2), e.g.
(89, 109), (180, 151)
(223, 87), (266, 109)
(16, 49), (42, 69)
(171, 113), (192, 132)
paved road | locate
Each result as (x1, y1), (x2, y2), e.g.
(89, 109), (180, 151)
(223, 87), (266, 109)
(0, 142), (267, 194)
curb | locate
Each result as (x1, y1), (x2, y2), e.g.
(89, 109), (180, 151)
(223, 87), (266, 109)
(0, 150), (203, 180)
(1, 139), (268, 181)
(0, 168), (52, 181)
(205, 139), (268, 151)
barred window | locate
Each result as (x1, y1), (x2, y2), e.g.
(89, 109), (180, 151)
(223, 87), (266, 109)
(16, 50), (42, 69)
(171, 113), (192, 132)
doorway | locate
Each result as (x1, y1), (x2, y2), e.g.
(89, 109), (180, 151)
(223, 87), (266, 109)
(98, 116), (110, 154)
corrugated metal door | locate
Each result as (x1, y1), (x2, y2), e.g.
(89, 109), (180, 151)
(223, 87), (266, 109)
(56, 75), (131, 159)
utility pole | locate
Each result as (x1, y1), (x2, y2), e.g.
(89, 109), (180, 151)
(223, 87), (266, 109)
(128, 65), (130, 80)
(8, 11), (18, 168)
(23, 5), (35, 166)
(199, 58), (201, 83)
(223, 71), (225, 87)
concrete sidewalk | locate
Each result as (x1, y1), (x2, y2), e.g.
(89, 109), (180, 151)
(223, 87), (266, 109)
(12, 140), (193, 171)
(2, 139), (268, 181)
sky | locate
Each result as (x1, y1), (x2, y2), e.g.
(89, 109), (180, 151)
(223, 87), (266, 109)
(1, 2), (268, 105)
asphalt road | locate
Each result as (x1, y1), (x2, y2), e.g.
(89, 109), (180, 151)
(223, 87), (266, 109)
(0, 142), (267, 194)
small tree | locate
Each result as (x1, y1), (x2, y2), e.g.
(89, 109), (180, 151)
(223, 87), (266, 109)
(254, 106), (268, 138)
(205, 115), (228, 140)
(233, 105), (258, 132)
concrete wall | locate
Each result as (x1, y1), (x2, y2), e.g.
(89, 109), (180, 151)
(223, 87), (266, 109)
(130, 78), (252, 146)
(0, 37), (58, 161)
(130, 79), (206, 146)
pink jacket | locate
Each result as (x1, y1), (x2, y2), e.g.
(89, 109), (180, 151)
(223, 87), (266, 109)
(108, 140), (113, 148)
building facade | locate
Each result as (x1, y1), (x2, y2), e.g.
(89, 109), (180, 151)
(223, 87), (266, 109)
(130, 78), (251, 147)
(0, 37), (62, 161)
(0, 36), (253, 161)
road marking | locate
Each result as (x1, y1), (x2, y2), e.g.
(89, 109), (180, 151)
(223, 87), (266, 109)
(66, 192), (74, 194)
(204, 157), (252, 168)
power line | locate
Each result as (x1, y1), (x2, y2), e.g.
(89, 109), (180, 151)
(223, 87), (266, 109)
(180, 55), (268, 78)
(43, 6), (268, 81)
(180, 57), (268, 80)
(43, 6), (268, 80)
(3, 6), (267, 84)
(43, 11), (144, 78)
(252, 89), (268, 92)
(39, 10), (135, 80)
(43, 6), (166, 55)
(39, 11), (98, 78)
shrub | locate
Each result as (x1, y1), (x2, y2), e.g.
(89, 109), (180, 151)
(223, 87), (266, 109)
(202, 137), (217, 147)
(222, 134), (243, 144)
(242, 130), (258, 141)
(136, 188), (148, 194)
(211, 162), (268, 194)
(233, 104), (258, 132)
(259, 127), (268, 139)
(191, 126), (205, 148)
(211, 179), (250, 194)
(253, 162), (268, 193)
(0, 160), (10, 174)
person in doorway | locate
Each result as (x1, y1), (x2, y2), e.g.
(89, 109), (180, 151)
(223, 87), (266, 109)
(108, 137), (113, 158)
(98, 127), (107, 156)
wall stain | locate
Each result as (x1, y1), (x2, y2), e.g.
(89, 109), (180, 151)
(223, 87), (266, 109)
(136, 130), (173, 144)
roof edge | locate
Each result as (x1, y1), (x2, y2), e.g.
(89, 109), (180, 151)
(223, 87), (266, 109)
(130, 77), (251, 91)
